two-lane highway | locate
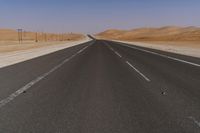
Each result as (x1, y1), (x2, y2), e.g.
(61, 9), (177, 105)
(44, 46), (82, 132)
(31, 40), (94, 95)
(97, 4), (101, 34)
(0, 40), (200, 133)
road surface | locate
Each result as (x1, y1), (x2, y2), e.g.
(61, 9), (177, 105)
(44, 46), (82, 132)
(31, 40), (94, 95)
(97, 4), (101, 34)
(0, 40), (200, 133)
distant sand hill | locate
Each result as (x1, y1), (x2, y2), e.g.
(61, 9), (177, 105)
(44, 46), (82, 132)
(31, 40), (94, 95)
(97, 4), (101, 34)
(0, 29), (84, 42)
(96, 26), (200, 41)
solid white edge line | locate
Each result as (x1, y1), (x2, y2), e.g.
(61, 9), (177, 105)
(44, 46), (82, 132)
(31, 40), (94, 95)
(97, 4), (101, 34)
(0, 44), (92, 108)
(126, 61), (151, 82)
(117, 42), (200, 67)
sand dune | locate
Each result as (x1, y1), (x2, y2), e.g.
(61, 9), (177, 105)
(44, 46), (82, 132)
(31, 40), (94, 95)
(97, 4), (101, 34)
(97, 26), (200, 42)
(97, 26), (200, 58)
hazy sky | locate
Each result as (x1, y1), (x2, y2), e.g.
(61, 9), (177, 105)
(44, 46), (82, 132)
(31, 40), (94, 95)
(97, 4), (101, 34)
(0, 0), (200, 33)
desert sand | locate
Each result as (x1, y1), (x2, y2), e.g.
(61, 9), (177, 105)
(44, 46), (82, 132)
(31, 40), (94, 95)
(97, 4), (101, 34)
(97, 26), (200, 42)
(112, 40), (200, 58)
(96, 26), (200, 58)
(0, 28), (91, 68)
(0, 29), (84, 42)
(0, 36), (92, 68)
(0, 29), (85, 53)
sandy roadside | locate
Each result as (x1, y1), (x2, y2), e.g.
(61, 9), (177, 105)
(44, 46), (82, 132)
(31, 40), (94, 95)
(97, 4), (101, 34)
(111, 40), (200, 58)
(0, 37), (86, 53)
(0, 37), (92, 68)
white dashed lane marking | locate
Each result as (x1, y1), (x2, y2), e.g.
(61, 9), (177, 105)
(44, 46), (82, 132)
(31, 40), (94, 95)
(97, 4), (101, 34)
(104, 41), (150, 82)
(115, 51), (122, 58)
(126, 61), (151, 82)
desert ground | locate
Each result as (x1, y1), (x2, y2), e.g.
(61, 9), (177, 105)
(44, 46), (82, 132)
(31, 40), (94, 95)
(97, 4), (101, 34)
(96, 26), (200, 58)
(0, 29), (85, 53)
(0, 37), (91, 68)
(0, 28), (91, 68)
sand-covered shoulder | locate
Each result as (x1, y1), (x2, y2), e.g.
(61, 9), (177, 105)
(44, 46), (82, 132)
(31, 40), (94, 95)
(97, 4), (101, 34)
(0, 29), (85, 53)
(96, 26), (200, 58)
(112, 40), (200, 58)
(0, 37), (92, 68)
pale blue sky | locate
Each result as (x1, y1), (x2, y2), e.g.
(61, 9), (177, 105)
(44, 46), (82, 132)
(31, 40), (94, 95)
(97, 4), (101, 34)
(0, 0), (200, 33)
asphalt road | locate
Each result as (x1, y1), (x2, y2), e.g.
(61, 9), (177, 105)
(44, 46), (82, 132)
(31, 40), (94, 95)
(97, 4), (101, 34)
(0, 40), (200, 133)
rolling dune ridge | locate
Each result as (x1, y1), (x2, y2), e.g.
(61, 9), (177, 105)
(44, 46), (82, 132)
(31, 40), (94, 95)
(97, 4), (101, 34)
(97, 26), (200, 42)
